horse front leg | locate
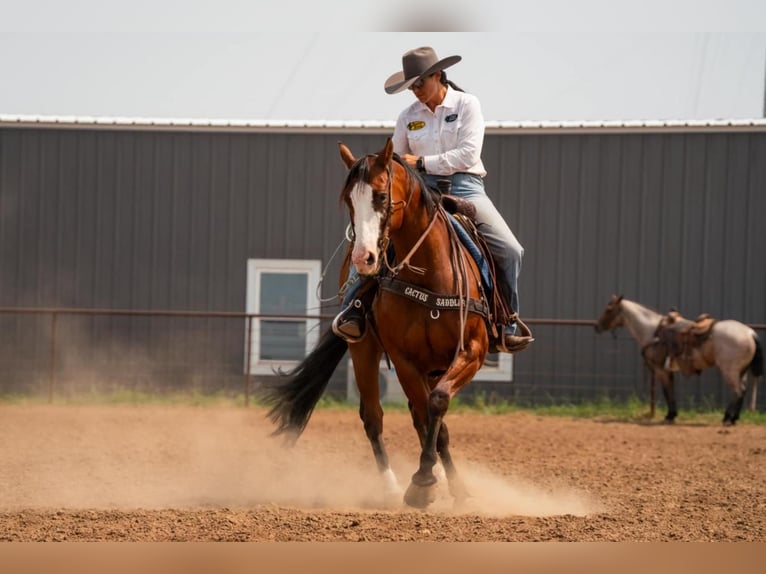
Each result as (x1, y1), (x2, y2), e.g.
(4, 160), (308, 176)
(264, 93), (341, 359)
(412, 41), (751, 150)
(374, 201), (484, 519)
(359, 401), (403, 506)
(349, 342), (402, 506)
(657, 370), (678, 423)
(404, 342), (484, 509)
(435, 421), (470, 505)
(404, 387), (448, 509)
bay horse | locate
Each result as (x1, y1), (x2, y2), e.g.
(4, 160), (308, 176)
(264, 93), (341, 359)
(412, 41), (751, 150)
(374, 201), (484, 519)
(261, 138), (493, 509)
(595, 294), (763, 425)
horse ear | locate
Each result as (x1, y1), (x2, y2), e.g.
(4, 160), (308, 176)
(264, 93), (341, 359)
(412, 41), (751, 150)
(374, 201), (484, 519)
(377, 137), (394, 166)
(617, 294), (624, 302)
(384, 137), (394, 160)
(338, 142), (356, 169)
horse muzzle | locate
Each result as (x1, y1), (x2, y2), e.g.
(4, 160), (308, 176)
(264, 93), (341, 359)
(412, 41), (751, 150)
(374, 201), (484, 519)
(352, 247), (380, 276)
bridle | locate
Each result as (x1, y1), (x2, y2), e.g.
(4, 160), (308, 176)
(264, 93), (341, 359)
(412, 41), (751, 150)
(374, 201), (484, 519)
(348, 154), (432, 276)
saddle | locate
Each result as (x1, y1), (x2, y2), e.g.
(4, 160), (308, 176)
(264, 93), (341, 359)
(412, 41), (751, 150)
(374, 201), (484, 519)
(654, 310), (716, 374)
(440, 194), (477, 220)
(437, 191), (515, 341)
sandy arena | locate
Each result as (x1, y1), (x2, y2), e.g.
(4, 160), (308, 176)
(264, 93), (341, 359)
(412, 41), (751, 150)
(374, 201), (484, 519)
(0, 404), (764, 541)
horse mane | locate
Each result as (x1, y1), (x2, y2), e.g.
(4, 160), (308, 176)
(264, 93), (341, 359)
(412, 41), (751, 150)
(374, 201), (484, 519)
(339, 153), (441, 218)
(393, 153), (441, 217)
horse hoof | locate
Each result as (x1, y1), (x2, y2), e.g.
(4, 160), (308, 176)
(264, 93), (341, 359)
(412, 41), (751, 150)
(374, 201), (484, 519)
(404, 482), (437, 509)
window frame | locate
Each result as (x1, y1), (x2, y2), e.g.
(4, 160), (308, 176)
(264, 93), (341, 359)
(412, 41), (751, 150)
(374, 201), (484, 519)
(245, 258), (322, 375)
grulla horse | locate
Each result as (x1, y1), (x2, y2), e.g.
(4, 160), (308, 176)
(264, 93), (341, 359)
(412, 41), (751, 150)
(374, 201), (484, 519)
(595, 294), (762, 424)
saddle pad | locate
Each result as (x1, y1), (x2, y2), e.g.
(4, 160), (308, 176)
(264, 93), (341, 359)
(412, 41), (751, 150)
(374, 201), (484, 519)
(447, 213), (493, 292)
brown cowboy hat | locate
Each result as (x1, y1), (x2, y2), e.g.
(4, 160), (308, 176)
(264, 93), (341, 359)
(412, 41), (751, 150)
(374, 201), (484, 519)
(383, 46), (461, 94)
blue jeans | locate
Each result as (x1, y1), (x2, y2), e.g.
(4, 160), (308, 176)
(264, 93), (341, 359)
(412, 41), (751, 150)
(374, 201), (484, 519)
(341, 173), (524, 333)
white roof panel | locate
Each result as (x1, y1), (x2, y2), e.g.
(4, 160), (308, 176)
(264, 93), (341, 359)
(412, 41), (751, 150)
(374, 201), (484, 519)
(2, 114), (765, 134)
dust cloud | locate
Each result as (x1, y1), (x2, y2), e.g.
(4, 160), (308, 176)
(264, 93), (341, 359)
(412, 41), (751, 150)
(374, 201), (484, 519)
(0, 405), (599, 517)
(447, 463), (600, 517)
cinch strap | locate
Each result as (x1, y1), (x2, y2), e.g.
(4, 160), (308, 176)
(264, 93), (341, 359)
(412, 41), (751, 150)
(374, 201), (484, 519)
(378, 277), (488, 318)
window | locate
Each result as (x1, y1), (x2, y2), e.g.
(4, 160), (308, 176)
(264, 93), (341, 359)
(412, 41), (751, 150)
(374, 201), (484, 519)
(476, 352), (513, 382)
(245, 259), (321, 374)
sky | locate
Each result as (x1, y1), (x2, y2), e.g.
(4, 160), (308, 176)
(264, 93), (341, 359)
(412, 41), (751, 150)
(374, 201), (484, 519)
(1, 1), (765, 123)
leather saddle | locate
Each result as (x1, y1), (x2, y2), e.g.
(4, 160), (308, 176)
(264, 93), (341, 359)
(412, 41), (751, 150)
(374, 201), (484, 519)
(436, 189), (515, 343)
(655, 310), (716, 374)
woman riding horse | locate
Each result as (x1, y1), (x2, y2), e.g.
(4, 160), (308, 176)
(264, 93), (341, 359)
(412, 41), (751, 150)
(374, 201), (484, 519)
(333, 46), (533, 354)
(263, 139), (496, 509)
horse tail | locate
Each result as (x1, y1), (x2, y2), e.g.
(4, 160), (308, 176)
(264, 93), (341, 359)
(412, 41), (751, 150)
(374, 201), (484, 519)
(260, 328), (348, 440)
(750, 334), (763, 378)
(747, 334), (763, 412)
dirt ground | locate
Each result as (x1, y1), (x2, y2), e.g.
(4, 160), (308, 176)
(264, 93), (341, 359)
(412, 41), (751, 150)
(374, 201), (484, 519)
(0, 404), (764, 542)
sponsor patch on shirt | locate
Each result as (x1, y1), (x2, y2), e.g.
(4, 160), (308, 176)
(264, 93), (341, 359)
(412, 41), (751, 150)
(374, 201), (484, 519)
(407, 120), (426, 131)
(445, 113), (458, 123)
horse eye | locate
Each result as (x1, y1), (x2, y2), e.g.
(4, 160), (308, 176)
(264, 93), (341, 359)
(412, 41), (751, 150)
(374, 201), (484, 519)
(373, 191), (388, 208)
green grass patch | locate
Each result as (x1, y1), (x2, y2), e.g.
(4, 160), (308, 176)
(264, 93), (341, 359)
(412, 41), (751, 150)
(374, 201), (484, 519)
(0, 389), (245, 408)
(1, 390), (764, 425)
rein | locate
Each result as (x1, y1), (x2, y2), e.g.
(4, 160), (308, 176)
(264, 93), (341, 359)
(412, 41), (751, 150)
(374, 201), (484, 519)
(380, 163), (475, 353)
(383, 208), (438, 276)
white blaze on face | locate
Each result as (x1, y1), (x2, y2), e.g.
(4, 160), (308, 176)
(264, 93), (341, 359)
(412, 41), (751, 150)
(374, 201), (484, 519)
(349, 180), (384, 275)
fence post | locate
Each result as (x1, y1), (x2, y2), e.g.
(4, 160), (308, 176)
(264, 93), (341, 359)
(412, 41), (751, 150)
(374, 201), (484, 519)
(48, 312), (58, 404)
(244, 315), (253, 406)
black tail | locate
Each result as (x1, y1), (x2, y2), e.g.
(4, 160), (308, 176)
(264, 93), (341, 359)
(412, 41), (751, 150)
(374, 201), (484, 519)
(259, 327), (348, 440)
(751, 334), (763, 378)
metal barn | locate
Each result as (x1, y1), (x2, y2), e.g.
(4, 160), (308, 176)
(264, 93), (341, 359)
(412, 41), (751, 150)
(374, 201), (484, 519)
(1, 116), (765, 408)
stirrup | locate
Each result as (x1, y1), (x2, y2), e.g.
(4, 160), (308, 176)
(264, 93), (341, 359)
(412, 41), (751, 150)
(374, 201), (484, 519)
(496, 316), (534, 354)
(332, 299), (365, 343)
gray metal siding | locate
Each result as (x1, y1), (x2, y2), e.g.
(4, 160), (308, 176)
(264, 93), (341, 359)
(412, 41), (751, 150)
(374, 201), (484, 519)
(1, 125), (764, 408)
(484, 131), (766, 321)
(1, 129), (357, 310)
(481, 130), (766, 405)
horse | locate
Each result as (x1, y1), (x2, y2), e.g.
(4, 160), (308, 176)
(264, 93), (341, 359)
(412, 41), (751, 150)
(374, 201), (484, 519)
(595, 294), (763, 425)
(261, 138), (496, 509)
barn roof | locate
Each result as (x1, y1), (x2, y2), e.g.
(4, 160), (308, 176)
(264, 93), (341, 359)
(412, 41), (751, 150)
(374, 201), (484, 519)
(2, 113), (766, 134)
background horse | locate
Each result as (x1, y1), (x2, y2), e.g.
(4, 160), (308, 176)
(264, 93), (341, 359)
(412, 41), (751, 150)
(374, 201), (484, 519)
(261, 138), (490, 509)
(595, 294), (763, 425)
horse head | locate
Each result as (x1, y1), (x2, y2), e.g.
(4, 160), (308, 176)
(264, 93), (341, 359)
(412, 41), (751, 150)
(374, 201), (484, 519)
(338, 138), (417, 277)
(595, 294), (625, 333)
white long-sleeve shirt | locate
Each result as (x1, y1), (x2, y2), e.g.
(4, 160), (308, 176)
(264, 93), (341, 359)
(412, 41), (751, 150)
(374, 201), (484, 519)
(391, 86), (487, 177)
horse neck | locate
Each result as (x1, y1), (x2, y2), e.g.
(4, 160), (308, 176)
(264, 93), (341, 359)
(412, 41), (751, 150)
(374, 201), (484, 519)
(621, 300), (663, 346)
(388, 183), (451, 279)
(387, 173), (436, 245)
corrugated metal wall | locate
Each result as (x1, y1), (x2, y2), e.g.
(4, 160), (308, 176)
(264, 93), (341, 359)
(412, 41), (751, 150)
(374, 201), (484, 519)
(482, 130), (766, 407)
(1, 124), (764, 408)
(0, 129), (367, 309)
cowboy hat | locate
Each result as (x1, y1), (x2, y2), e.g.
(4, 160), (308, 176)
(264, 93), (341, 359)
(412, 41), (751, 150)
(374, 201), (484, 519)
(384, 46), (461, 94)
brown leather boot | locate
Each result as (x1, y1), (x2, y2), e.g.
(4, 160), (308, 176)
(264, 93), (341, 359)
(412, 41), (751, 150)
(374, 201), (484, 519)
(498, 317), (534, 353)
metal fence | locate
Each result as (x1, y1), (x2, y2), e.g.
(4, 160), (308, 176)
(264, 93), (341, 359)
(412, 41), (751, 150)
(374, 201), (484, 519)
(1, 307), (763, 412)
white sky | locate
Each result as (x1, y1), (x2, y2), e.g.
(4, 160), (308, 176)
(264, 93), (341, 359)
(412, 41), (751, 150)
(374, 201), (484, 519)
(1, 1), (765, 122)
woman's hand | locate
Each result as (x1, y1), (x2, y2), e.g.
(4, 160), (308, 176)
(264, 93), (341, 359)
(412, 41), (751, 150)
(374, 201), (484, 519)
(401, 154), (419, 169)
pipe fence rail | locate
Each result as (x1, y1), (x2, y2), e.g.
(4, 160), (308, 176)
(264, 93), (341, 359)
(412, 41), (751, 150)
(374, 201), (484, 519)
(1, 306), (764, 409)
